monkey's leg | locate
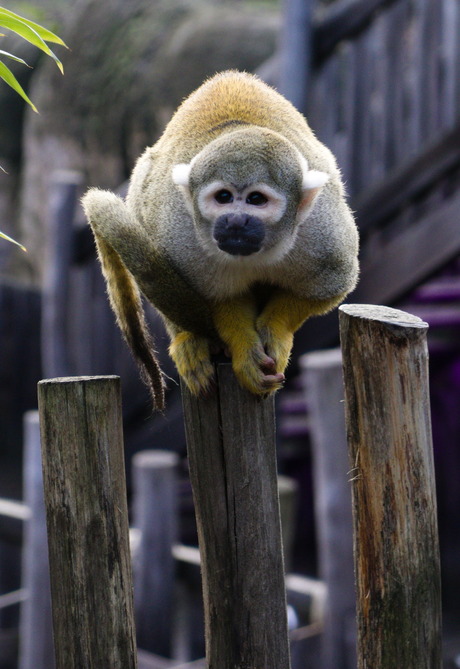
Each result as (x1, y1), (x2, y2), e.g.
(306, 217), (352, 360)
(256, 289), (347, 374)
(166, 323), (215, 396)
(212, 296), (285, 394)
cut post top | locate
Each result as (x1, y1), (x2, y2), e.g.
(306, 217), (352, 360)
(339, 304), (428, 329)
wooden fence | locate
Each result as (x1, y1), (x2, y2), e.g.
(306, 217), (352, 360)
(0, 303), (442, 668)
(289, 0), (460, 351)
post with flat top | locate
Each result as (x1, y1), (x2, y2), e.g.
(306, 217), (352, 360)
(339, 304), (442, 669)
(181, 361), (291, 669)
(38, 376), (137, 669)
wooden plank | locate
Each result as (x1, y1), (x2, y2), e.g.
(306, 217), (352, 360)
(439, 0), (459, 129)
(353, 187), (460, 304)
(384, 0), (410, 169)
(181, 362), (291, 669)
(339, 304), (442, 669)
(38, 376), (137, 669)
(419, 0), (442, 141)
(354, 121), (460, 232)
(0, 589), (26, 610)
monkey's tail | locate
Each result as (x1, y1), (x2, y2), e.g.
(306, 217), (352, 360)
(95, 236), (166, 412)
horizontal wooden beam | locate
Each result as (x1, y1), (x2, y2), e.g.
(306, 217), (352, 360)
(352, 189), (460, 304)
(354, 123), (460, 233)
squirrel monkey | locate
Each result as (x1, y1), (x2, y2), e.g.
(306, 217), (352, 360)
(82, 71), (359, 411)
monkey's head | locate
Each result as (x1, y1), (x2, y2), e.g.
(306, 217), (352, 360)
(172, 127), (329, 262)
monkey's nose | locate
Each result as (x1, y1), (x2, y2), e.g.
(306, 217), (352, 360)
(225, 213), (250, 229)
(213, 213), (265, 256)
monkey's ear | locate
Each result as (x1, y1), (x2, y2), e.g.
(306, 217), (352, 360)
(302, 170), (329, 190)
(172, 163), (194, 213)
(172, 163), (192, 187)
(298, 169), (329, 220)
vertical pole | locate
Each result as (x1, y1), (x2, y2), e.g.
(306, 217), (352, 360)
(300, 349), (356, 669)
(41, 171), (82, 378)
(132, 450), (179, 657)
(278, 0), (314, 112)
(181, 362), (291, 669)
(38, 376), (137, 669)
(18, 411), (55, 669)
(339, 305), (442, 669)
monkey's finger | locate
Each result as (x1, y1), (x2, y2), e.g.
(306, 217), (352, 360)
(261, 372), (285, 389)
(260, 355), (277, 374)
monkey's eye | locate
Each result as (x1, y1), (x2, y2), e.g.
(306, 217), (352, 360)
(246, 191), (268, 206)
(214, 189), (234, 204)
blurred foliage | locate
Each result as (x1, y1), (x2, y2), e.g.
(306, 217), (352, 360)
(0, 6), (67, 110)
(0, 4), (66, 250)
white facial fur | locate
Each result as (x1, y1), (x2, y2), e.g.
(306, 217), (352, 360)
(172, 155), (329, 225)
(197, 181), (287, 225)
(171, 157), (330, 266)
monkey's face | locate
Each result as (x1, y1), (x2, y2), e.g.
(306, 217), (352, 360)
(196, 180), (287, 257)
(172, 128), (329, 262)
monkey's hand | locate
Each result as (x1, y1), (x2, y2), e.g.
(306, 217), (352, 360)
(257, 289), (348, 374)
(169, 331), (215, 396)
(213, 298), (285, 395)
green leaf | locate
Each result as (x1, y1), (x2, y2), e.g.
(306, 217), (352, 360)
(0, 49), (31, 67)
(0, 60), (38, 111)
(0, 230), (27, 252)
(0, 7), (67, 47)
(0, 10), (64, 73)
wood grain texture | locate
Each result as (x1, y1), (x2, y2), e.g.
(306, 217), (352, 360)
(38, 376), (137, 669)
(339, 305), (442, 669)
(181, 363), (291, 669)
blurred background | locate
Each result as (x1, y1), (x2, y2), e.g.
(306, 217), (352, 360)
(1, 0), (459, 667)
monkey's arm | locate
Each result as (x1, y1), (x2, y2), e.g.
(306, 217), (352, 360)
(82, 189), (216, 338)
(212, 295), (285, 394)
(211, 289), (345, 395)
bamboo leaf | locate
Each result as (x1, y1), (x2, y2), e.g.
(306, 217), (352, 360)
(0, 60), (38, 111)
(0, 230), (27, 252)
(0, 49), (31, 67)
(0, 7), (67, 47)
(0, 11), (64, 73)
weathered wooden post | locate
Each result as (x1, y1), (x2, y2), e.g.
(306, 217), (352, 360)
(300, 348), (356, 669)
(181, 362), (291, 669)
(132, 450), (179, 657)
(41, 172), (82, 378)
(18, 411), (54, 669)
(38, 376), (137, 669)
(339, 304), (442, 669)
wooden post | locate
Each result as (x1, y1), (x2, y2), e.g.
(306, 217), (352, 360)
(339, 305), (442, 669)
(278, 0), (313, 112)
(300, 348), (356, 669)
(18, 411), (55, 669)
(41, 172), (82, 378)
(132, 450), (179, 657)
(181, 362), (291, 669)
(38, 376), (137, 669)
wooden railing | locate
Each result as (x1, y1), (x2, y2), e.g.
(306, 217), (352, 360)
(310, 0), (460, 200)
(293, 0), (460, 350)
